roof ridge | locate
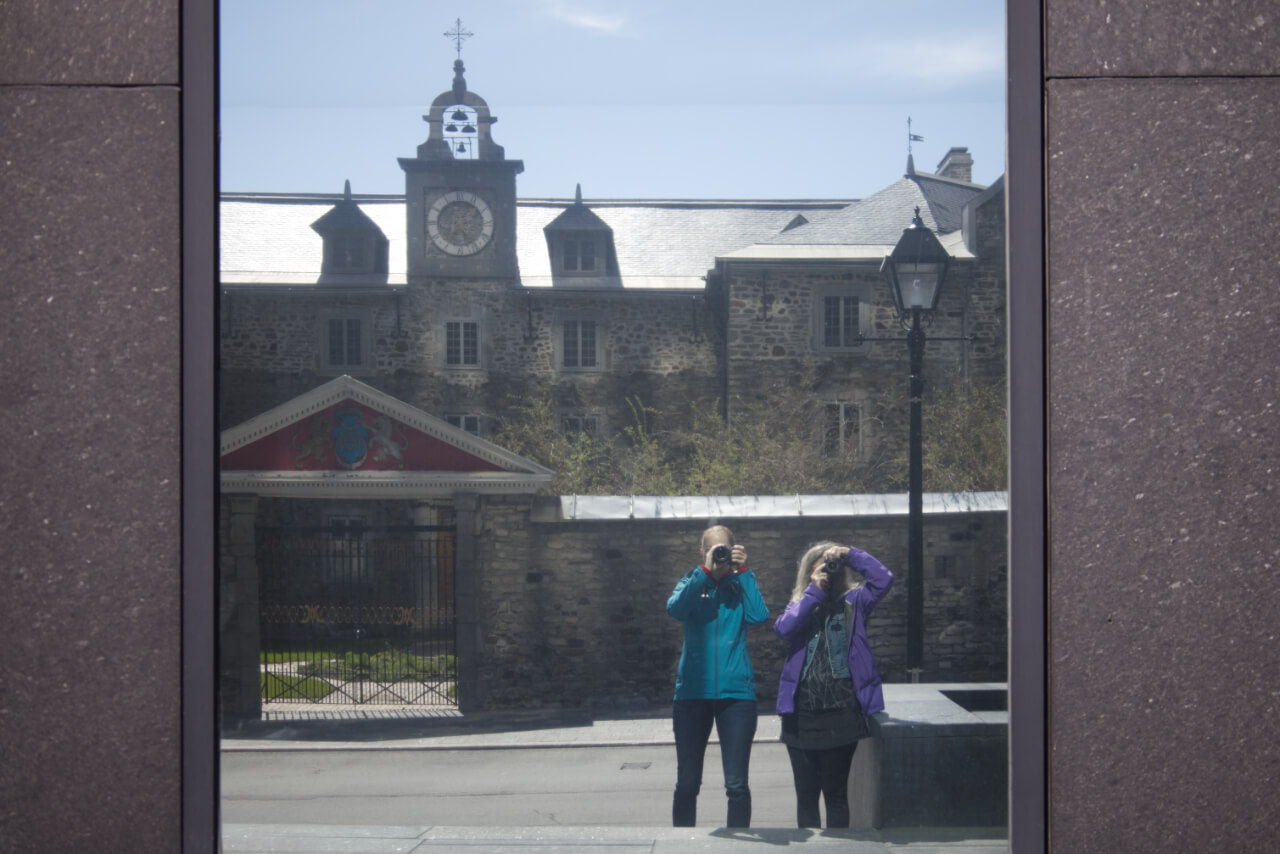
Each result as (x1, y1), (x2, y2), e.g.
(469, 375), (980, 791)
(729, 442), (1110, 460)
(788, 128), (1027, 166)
(220, 192), (858, 208)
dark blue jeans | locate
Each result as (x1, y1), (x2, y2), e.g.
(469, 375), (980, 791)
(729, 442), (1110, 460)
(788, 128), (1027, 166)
(672, 698), (757, 827)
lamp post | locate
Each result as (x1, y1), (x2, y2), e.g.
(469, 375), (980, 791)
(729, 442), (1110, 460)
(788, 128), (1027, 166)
(881, 207), (951, 682)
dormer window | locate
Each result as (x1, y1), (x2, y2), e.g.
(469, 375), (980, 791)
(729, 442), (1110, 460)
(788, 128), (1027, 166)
(543, 185), (617, 285)
(311, 180), (390, 281)
(328, 236), (367, 271)
(562, 236), (598, 272)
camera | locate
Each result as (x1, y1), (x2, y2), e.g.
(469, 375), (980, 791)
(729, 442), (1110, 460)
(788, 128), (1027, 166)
(824, 555), (845, 574)
(711, 544), (732, 565)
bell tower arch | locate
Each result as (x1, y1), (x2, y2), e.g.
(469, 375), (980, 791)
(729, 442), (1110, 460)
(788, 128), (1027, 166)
(400, 55), (523, 281)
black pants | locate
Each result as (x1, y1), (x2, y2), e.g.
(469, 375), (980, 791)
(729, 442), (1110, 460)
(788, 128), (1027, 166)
(784, 742), (857, 828)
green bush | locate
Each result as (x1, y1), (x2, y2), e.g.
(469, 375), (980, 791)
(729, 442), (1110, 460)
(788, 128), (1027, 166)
(922, 379), (1008, 493)
(492, 385), (901, 496)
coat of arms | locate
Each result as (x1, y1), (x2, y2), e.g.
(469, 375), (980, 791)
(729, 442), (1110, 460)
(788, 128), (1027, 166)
(332, 408), (370, 469)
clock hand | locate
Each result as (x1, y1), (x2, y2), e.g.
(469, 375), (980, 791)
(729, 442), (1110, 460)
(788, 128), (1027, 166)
(448, 210), (474, 238)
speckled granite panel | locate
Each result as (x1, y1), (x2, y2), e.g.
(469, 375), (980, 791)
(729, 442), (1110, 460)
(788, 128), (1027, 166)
(0, 0), (178, 84)
(1048, 0), (1280, 77)
(0, 86), (181, 851)
(1047, 78), (1280, 852)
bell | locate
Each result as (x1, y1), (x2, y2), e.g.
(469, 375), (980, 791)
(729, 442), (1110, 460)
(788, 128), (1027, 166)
(462, 124), (476, 133)
(456, 142), (467, 153)
(451, 109), (468, 121)
(445, 124), (458, 132)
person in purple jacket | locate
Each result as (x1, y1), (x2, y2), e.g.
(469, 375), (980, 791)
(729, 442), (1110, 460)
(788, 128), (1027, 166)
(773, 541), (893, 829)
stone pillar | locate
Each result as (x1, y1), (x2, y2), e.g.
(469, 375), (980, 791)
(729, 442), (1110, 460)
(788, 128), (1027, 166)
(452, 493), (482, 712)
(219, 493), (261, 731)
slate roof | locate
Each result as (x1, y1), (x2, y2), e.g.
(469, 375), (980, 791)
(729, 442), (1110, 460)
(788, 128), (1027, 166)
(517, 199), (852, 288)
(309, 181), (387, 237)
(220, 166), (994, 290)
(221, 194), (406, 286)
(221, 195), (851, 289)
(716, 172), (987, 263)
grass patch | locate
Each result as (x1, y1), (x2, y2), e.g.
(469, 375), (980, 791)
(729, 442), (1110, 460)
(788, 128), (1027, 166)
(262, 645), (456, 683)
(301, 650), (457, 682)
(261, 672), (335, 701)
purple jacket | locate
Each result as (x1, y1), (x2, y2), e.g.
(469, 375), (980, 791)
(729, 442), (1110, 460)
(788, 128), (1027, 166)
(773, 546), (893, 717)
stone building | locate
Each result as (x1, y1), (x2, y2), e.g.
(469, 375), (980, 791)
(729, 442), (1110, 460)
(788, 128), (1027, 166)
(217, 59), (1007, 724)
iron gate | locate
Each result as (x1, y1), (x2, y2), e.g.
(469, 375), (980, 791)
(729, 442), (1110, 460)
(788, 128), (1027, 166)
(257, 524), (457, 706)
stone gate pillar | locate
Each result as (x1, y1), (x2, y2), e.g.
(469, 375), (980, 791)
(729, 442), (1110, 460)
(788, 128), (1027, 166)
(452, 493), (481, 712)
(219, 493), (261, 730)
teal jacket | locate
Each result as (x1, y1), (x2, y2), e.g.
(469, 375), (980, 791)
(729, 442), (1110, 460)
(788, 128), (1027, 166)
(667, 566), (770, 700)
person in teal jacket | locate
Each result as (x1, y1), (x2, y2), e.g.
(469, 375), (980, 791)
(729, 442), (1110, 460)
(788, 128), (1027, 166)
(666, 524), (770, 828)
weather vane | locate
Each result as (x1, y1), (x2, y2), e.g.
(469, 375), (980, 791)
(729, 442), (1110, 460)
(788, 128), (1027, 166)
(908, 116), (924, 155)
(444, 18), (473, 59)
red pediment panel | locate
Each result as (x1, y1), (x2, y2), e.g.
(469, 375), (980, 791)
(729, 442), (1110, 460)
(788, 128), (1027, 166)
(222, 397), (503, 473)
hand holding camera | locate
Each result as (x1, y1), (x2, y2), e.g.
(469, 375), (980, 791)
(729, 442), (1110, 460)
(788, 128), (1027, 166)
(811, 546), (851, 594)
(706, 542), (747, 581)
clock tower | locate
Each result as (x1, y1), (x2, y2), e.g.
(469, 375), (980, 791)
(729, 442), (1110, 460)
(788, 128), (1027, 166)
(400, 59), (523, 280)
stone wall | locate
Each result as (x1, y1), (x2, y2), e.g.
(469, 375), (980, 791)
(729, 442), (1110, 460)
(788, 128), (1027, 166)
(219, 491), (1007, 718)
(467, 495), (1009, 711)
(719, 259), (1006, 468)
(220, 221), (1006, 465)
(964, 189), (1008, 386)
(219, 281), (723, 435)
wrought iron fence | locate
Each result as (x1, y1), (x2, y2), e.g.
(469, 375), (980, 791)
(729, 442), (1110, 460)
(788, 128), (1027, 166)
(257, 524), (457, 706)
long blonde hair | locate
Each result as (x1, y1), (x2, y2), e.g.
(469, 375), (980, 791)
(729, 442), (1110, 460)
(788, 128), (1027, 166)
(790, 540), (862, 602)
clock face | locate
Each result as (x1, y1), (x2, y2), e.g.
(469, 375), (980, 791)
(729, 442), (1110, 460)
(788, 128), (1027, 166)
(426, 190), (495, 256)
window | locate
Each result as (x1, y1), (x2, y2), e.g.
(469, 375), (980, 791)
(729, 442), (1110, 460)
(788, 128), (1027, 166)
(561, 413), (600, 440)
(562, 319), (598, 369)
(328, 236), (366, 270)
(445, 414), (482, 436)
(814, 286), (871, 352)
(823, 296), (861, 347)
(323, 316), (366, 371)
(822, 401), (862, 456)
(562, 238), (597, 272)
(445, 320), (480, 367)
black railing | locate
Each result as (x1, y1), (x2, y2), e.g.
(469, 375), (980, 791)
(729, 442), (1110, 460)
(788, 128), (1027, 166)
(257, 525), (458, 706)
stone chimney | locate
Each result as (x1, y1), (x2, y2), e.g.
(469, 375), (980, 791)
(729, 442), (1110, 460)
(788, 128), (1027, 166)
(936, 147), (974, 183)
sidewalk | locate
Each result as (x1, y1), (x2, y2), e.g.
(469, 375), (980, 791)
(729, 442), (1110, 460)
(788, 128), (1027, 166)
(221, 823), (1010, 853)
(221, 705), (1008, 852)
(221, 703), (760, 751)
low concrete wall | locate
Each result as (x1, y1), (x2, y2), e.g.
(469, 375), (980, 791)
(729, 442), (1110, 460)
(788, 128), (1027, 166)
(851, 683), (1008, 829)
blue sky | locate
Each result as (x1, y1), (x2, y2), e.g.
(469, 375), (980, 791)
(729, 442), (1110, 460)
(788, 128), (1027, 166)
(220, 0), (1005, 199)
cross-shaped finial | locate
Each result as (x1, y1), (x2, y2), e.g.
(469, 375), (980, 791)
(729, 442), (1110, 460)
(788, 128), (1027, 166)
(444, 18), (473, 59)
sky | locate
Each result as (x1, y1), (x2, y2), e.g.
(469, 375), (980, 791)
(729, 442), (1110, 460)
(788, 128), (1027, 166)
(219, 0), (1006, 200)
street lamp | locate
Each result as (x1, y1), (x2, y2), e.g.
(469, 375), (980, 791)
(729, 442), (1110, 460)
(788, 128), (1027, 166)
(881, 207), (951, 682)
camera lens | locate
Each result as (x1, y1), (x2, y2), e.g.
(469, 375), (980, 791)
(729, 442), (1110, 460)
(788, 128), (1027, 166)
(824, 556), (843, 573)
(711, 545), (732, 564)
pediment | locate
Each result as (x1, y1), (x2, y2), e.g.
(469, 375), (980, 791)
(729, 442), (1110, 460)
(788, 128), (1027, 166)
(220, 375), (553, 497)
